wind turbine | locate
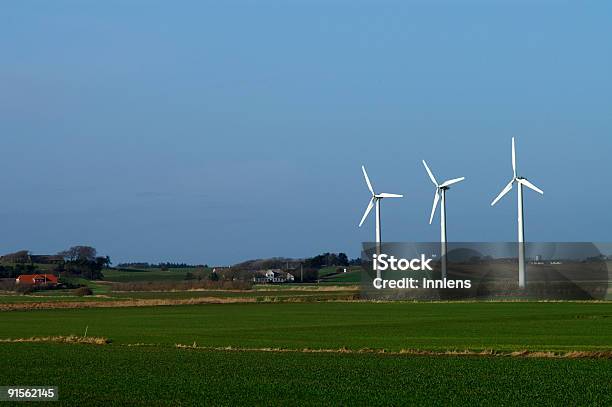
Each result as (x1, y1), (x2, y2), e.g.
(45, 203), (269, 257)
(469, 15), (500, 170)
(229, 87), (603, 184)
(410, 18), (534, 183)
(491, 137), (544, 288)
(358, 165), (403, 279)
(422, 160), (465, 279)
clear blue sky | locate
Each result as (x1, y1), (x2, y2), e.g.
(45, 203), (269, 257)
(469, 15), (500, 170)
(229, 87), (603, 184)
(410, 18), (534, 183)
(1, 1), (610, 265)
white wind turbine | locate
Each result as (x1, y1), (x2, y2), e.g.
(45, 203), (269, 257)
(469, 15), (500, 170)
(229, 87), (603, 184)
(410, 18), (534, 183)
(422, 160), (465, 279)
(358, 165), (403, 279)
(491, 137), (544, 288)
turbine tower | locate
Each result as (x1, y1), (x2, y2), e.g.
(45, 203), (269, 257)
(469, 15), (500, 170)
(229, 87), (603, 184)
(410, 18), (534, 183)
(491, 137), (544, 288)
(422, 160), (465, 279)
(358, 165), (403, 279)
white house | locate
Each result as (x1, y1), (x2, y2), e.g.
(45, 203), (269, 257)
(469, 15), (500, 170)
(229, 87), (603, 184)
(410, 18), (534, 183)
(253, 269), (295, 284)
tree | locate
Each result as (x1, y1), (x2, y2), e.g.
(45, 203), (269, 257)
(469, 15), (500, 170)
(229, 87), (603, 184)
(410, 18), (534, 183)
(349, 257), (362, 266)
(56, 248), (108, 280)
(300, 268), (319, 283)
(58, 246), (97, 262)
(64, 258), (104, 280)
(96, 256), (111, 269)
(303, 252), (350, 269)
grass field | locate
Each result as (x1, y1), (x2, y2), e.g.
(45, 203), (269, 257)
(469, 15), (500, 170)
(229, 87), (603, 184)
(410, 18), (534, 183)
(318, 266), (362, 283)
(1, 302), (610, 351)
(1, 302), (611, 405)
(320, 269), (362, 283)
(1, 343), (610, 406)
(0, 302), (611, 405)
(0, 284), (358, 306)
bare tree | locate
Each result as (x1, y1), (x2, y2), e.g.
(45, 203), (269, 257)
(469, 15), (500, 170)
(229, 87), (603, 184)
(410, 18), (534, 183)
(58, 246), (97, 262)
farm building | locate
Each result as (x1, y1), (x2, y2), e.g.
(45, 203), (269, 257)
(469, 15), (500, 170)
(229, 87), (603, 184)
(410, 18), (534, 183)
(253, 270), (295, 284)
(15, 274), (59, 286)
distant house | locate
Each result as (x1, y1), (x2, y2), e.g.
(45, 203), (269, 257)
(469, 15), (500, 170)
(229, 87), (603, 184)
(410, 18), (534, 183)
(253, 269), (295, 284)
(15, 274), (59, 286)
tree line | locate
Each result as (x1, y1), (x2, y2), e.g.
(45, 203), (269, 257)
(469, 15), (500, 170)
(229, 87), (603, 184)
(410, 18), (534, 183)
(0, 246), (110, 280)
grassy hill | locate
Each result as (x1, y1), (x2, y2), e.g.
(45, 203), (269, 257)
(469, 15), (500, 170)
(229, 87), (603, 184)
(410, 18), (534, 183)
(319, 266), (362, 283)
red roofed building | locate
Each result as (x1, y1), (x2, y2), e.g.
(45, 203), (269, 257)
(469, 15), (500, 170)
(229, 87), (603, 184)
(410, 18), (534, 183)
(15, 274), (59, 286)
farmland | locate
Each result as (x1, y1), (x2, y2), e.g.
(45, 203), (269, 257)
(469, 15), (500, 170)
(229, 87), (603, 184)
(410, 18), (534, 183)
(0, 284), (359, 308)
(1, 273), (611, 405)
(1, 343), (610, 406)
(1, 302), (611, 351)
(0, 302), (611, 405)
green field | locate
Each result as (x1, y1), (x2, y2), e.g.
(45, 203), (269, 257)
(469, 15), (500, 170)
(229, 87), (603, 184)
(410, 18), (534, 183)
(1, 343), (610, 406)
(0, 284), (358, 305)
(320, 269), (361, 283)
(0, 302), (611, 405)
(318, 266), (362, 283)
(1, 302), (610, 351)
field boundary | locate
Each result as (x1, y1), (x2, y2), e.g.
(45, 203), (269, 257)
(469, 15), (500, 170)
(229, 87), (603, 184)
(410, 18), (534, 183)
(2, 339), (609, 358)
(0, 297), (258, 311)
(0, 335), (109, 345)
(2, 297), (611, 312)
(173, 344), (612, 359)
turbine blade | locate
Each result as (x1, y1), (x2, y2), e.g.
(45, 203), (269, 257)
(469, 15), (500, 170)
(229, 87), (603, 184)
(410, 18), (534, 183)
(429, 191), (440, 225)
(440, 177), (465, 188)
(422, 160), (438, 186)
(376, 193), (403, 198)
(512, 137), (517, 178)
(358, 197), (375, 227)
(361, 165), (375, 195)
(491, 179), (514, 206)
(519, 178), (543, 195)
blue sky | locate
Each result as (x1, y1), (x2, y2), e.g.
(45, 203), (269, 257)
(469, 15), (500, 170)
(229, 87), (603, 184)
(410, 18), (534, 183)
(1, 1), (610, 265)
